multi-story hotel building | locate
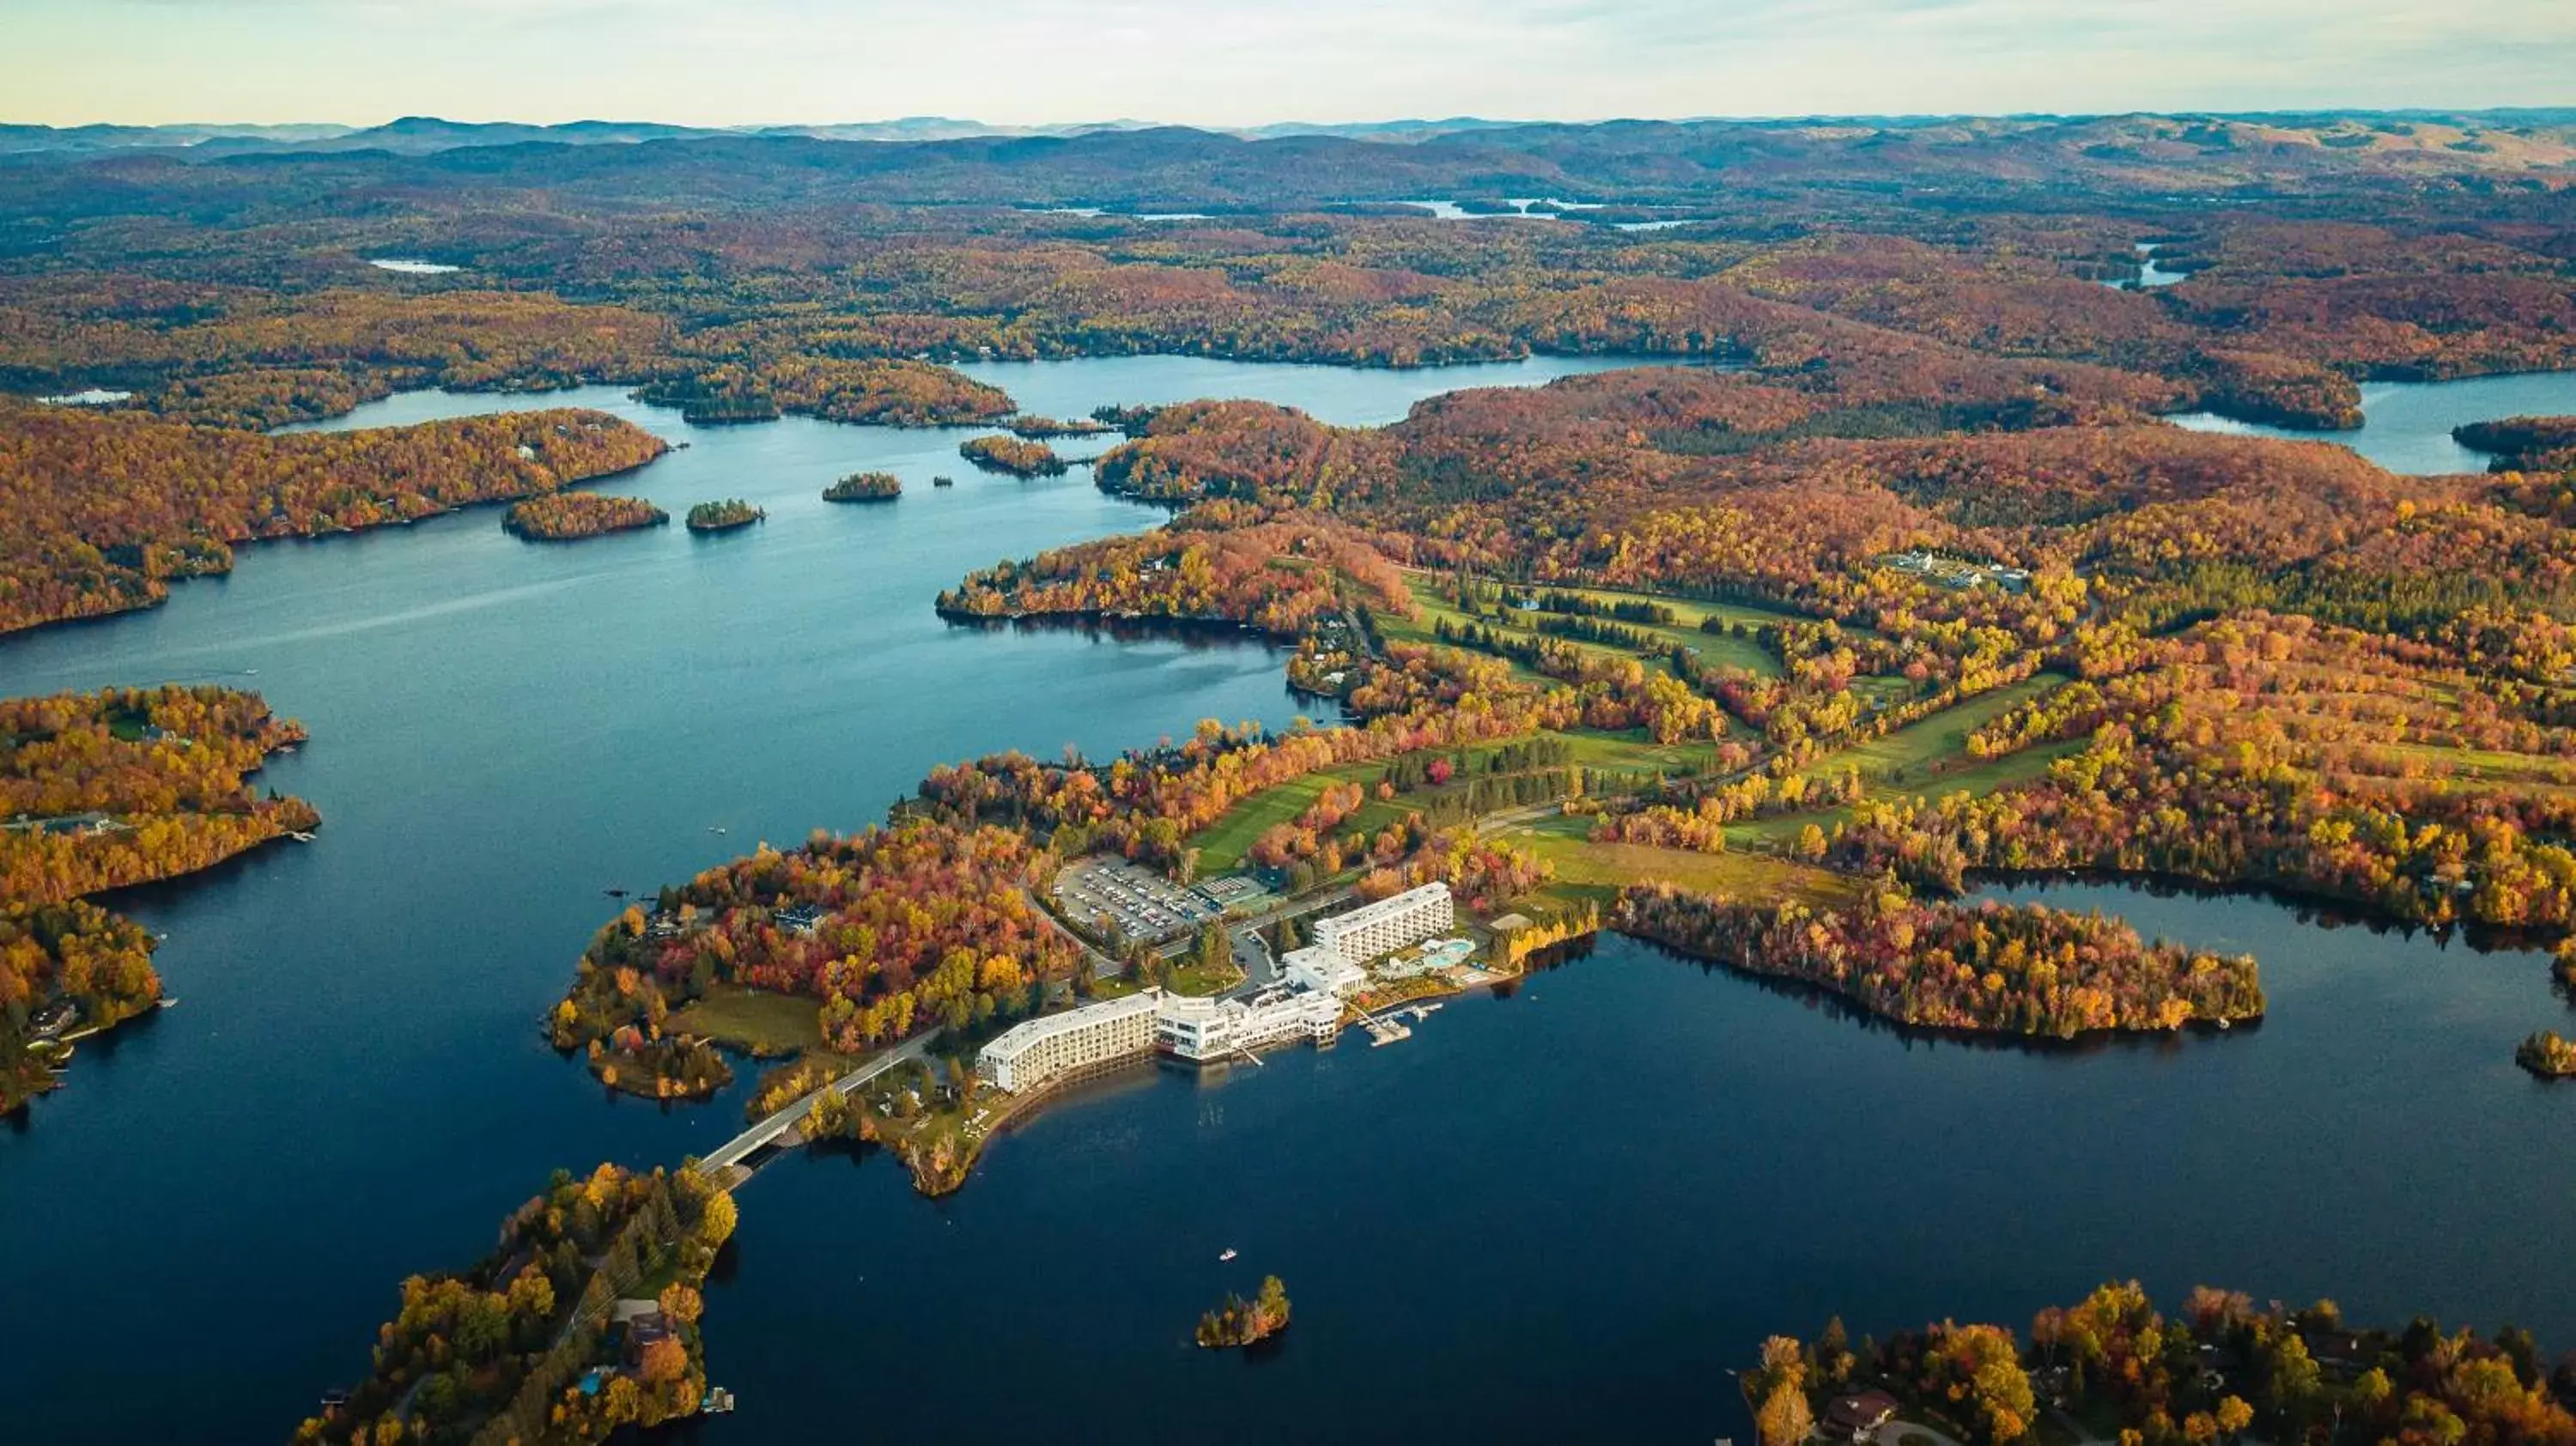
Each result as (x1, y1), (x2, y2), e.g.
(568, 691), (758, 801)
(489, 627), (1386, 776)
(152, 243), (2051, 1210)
(1311, 882), (1453, 966)
(977, 990), (1162, 1094)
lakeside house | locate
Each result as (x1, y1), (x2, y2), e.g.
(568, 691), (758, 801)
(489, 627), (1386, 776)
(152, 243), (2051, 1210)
(30, 999), (79, 1039)
(1823, 1390), (1900, 1443)
(3, 811), (125, 837)
(772, 903), (825, 938)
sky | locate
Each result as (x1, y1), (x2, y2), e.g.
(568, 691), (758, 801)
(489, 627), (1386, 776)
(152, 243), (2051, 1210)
(8, 0), (2574, 129)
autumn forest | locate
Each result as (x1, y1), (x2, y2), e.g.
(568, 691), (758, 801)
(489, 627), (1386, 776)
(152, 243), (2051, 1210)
(8, 108), (2576, 1446)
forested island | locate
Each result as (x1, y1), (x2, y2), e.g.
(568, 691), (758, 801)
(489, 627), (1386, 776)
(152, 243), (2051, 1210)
(960, 434), (1069, 477)
(502, 492), (668, 539)
(1197, 1277), (1291, 1349)
(2516, 1030), (2576, 1078)
(1, 686), (317, 1114)
(683, 499), (765, 532)
(1747, 1283), (2576, 1446)
(822, 471), (902, 501)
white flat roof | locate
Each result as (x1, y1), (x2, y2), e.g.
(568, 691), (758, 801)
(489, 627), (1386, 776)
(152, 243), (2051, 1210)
(979, 990), (1162, 1060)
(1316, 882), (1451, 934)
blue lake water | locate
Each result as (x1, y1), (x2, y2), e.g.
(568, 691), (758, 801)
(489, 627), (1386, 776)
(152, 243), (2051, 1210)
(5, 356), (2575, 1442)
(2171, 370), (2576, 474)
(706, 880), (2576, 1443)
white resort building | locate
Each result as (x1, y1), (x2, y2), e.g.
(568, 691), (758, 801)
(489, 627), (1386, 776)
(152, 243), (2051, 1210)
(1311, 882), (1454, 966)
(1281, 946), (1369, 998)
(976, 990), (1163, 1094)
(1156, 990), (1343, 1065)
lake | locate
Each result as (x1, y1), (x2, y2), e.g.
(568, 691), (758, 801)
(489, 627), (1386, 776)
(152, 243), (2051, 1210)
(6, 354), (2574, 1443)
(0, 350), (1651, 1441)
(2170, 369), (2576, 474)
(702, 879), (2576, 1443)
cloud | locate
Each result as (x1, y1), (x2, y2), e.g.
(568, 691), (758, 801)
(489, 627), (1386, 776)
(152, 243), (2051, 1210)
(9, 0), (2574, 125)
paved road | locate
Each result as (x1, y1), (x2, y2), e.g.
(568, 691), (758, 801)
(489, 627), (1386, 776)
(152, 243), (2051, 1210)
(1228, 926), (1278, 996)
(699, 1030), (940, 1176)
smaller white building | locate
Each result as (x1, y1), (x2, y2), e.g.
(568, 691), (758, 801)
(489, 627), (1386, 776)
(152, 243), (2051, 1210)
(1312, 883), (1454, 967)
(978, 990), (1162, 1094)
(1282, 945), (1369, 998)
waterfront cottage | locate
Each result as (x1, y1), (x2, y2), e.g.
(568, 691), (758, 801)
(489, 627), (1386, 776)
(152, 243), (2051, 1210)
(1824, 1390), (1899, 1443)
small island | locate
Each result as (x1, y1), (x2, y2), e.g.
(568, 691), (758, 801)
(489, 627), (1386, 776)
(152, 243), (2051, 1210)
(959, 434), (1068, 477)
(683, 499), (766, 532)
(2516, 1030), (2576, 1078)
(822, 471), (902, 502)
(1196, 1276), (1291, 1349)
(504, 492), (669, 540)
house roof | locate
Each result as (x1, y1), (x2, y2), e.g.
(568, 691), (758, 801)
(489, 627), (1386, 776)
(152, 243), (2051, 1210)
(1825, 1390), (1901, 1430)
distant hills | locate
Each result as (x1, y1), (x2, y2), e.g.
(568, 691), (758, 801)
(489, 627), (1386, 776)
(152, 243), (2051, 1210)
(11, 109), (2573, 162)
(0, 113), (1546, 159)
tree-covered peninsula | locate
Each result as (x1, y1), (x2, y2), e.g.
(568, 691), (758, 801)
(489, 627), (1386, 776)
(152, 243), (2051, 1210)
(0, 404), (671, 635)
(1747, 1281), (2576, 1446)
(959, 434), (1067, 477)
(1619, 884), (2265, 1038)
(293, 1163), (736, 1446)
(1, 686), (317, 1115)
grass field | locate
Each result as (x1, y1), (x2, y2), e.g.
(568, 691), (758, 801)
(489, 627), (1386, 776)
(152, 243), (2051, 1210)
(1727, 673), (2075, 846)
(1188, 769), (1363, 873)
(1383, 572), (1797, 681)
(666, 986), (824, 1055)
(1507, 811), (1861, 911)
(1165, 959), (1245, 997)
(1838, 672), (2067, 782)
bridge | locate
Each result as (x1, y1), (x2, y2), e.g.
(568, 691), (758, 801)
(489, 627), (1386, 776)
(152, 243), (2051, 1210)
(697, 1029), (942, 1181)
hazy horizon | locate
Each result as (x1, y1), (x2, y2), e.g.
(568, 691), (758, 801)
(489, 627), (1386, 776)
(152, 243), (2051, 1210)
(8, 0), (2572, 131)
(13, 105), (2576, 134)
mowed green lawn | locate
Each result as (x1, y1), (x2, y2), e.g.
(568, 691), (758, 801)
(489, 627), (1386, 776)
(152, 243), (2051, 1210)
(665, 985), (825, 1055)
(1384, 572), (1798, 681)
(1188, 766), (1373, 873)
(1507, 811), (1862, 911)
(1838, 672), (2068, 782)
(1728, 673), (2075, 846)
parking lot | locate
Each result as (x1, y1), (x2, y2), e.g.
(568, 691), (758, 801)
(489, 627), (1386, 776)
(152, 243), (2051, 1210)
(1053, 857), (1267, 945)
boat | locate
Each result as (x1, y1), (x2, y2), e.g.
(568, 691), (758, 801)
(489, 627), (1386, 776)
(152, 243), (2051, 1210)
(1218, 1248), (1238, 1262)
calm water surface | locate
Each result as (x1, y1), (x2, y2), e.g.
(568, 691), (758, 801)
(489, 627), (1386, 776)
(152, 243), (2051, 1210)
(5, 358), (2573, 1443)
(699, 880), (2576, 1444)
(2172, 370), (2576, 474)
